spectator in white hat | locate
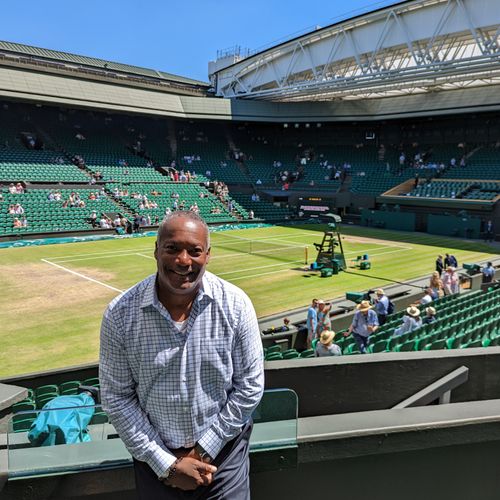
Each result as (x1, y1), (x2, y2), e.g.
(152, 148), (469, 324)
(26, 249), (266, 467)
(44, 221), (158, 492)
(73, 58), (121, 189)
(373, 288), (389, 325)
(344, 300), (379, 353)
(394, 306), (422, 336)
(423, 307), (437, 325)
(315, 330), (342, 357)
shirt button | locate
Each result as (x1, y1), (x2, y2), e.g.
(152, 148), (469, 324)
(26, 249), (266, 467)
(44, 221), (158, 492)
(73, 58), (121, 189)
(181, 377), (187, 382)
(182, 406), (189, 413)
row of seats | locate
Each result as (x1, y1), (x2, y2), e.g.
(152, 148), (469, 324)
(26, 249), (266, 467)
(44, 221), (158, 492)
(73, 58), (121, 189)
(11, 377), (102, 432)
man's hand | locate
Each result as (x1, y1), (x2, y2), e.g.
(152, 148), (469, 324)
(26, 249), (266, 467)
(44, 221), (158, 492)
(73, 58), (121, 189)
(163, 457), (217, 491)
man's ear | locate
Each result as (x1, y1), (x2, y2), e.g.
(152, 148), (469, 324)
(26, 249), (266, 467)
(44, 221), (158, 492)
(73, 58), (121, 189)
(206, 247), (211, 263)
(154, 241), (158, 260)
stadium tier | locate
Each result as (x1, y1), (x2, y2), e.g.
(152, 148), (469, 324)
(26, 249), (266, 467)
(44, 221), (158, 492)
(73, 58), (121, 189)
(106, 182), (245, 224)
(0, 187), (120, 235)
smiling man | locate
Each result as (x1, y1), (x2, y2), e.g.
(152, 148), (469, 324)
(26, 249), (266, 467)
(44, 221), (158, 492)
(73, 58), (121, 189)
(100, 211), (264, 499)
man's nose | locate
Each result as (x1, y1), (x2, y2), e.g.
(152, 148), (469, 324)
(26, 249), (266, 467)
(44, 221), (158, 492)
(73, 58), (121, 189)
(177, 249), (191, 265)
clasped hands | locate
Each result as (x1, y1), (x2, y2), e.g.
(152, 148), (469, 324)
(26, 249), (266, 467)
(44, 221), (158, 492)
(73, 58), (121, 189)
(163, 448), (217, 491)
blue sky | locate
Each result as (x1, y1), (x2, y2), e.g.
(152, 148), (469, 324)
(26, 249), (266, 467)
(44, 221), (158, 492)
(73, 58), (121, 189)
(2, 0), (400, 82)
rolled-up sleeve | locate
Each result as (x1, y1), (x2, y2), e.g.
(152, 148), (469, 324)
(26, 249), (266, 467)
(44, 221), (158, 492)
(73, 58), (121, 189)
(99, 306), (176, 478)
(198, 294), (264, 459)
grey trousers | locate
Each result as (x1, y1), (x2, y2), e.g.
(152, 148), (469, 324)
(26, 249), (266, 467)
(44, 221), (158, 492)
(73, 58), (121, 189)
(133, 422), (252, 500)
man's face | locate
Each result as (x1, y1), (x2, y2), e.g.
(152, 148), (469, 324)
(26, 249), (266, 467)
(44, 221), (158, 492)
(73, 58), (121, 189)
(154, 217), (210, 297)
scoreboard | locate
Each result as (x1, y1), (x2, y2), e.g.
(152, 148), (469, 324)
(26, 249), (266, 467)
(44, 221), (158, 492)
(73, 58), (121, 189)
(297, 197), (333, 218)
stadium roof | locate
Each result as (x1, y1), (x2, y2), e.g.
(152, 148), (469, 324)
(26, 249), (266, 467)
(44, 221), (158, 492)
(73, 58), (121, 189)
(211, 0), (500, 102)
(0, 40), (209, 89)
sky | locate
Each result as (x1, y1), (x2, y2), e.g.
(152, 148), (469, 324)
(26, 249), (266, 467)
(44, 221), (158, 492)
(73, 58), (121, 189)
(1, 0), (401, 82)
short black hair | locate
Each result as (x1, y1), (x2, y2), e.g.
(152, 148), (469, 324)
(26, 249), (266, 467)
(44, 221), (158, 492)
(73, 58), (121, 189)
(157, 211), (210, 248)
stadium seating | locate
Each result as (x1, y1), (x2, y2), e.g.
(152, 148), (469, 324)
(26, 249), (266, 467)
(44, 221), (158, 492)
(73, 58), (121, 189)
(338, 287), (500, 355)
(0, 187), (121, 236)
(106, 182), (245, 224)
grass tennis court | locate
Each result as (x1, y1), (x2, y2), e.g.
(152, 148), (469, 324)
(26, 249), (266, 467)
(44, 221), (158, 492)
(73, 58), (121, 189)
(0, 224), (496, 377)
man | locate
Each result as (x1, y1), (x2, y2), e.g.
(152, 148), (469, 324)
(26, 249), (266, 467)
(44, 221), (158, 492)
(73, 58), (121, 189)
(373, 289), (389, 326)
(444, 253), (458, 269)
(100, 212), (264, 499)
(306, 298), (318, 348)
(435, 255), (444, 275)
(420, 288), (434, 305)
(484, 220), (494, 243)
(344, 300), (379, 354)
(482, 262), (495, 284)
(316, 300), (332, 336)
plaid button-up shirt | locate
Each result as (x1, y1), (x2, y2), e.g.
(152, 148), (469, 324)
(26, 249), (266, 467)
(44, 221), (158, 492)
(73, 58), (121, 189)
(99, 271), (264, 478)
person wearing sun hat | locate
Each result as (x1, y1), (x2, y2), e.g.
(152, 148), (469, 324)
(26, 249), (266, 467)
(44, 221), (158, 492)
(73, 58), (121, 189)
(315, 330), (342, 357)
(423, 306), (437, 325)
(394, 305), (422, 336)
(344, 300), (379, 353)
(373, 288), (389, 326)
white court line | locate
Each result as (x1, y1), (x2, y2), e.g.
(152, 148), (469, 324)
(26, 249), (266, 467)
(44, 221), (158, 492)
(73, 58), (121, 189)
(48, 247), (153, 262)
(136, 253), (155, 260)
(41, 259), (124, 293)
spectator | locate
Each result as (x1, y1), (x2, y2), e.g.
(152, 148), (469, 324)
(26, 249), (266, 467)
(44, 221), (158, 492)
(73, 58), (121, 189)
(482, 262), (495, 284)
(12, 217), (22, 228)
(306, 298), (318, 349)
(373, 288), (389, 326)
(484, 220), (494, 243)
(315, 330), (342, 357)
(394, 306), (422, 336)
(420, 288), (434, 305)
(429, 271), (444, 299)
(423, 307), (437, 325)
(442, 266), (460, 295)
(444, 253), (458, 268)
(316, 300), (332, 336)
(345, 300), (378, 354)
(435, 255), (444, 274)
(8, 183), (16, 194)
(248, 210), (254, 220)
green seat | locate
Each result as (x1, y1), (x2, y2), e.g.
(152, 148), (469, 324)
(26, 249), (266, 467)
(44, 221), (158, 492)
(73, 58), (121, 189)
(36, 393), (57, 409)
(282, 351), (300, 359)
(425, 339), (447, 350)
(396, 339), (417, 352)
(59, 380), (81, 395)
(12, 401), (37, 413)
(369, 339), (388, 353)
(300, 349), (315, 358)
(312, 338), (319, 350)
(266, 345), (281, 355)
(35, 384), (59, 398)
(12, 417), (36, 433)
(265, 352), (283, 361)
(82, 377), (100, 387)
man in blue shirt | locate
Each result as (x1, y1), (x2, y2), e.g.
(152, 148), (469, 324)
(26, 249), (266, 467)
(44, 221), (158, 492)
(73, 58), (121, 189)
(306, 298), (318, 348)
(373, 289), (389, 326)
(482, 262), (495, 284)
(345, 300), (379, 353)
(100, 211), (264, 499)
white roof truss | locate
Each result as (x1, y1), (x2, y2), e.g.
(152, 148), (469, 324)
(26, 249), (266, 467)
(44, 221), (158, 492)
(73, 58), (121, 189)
(212, 0), (500, 101)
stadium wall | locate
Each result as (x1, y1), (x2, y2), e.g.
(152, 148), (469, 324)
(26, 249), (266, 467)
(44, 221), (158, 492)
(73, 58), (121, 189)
(2, 65), (500, 121)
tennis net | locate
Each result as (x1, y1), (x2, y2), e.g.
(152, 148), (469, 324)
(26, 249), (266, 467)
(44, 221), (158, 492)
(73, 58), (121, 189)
(213, 237), (308, 263)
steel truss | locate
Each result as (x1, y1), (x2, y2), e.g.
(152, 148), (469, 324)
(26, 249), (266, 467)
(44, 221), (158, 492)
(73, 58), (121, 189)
(212, 0), (500, 101)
